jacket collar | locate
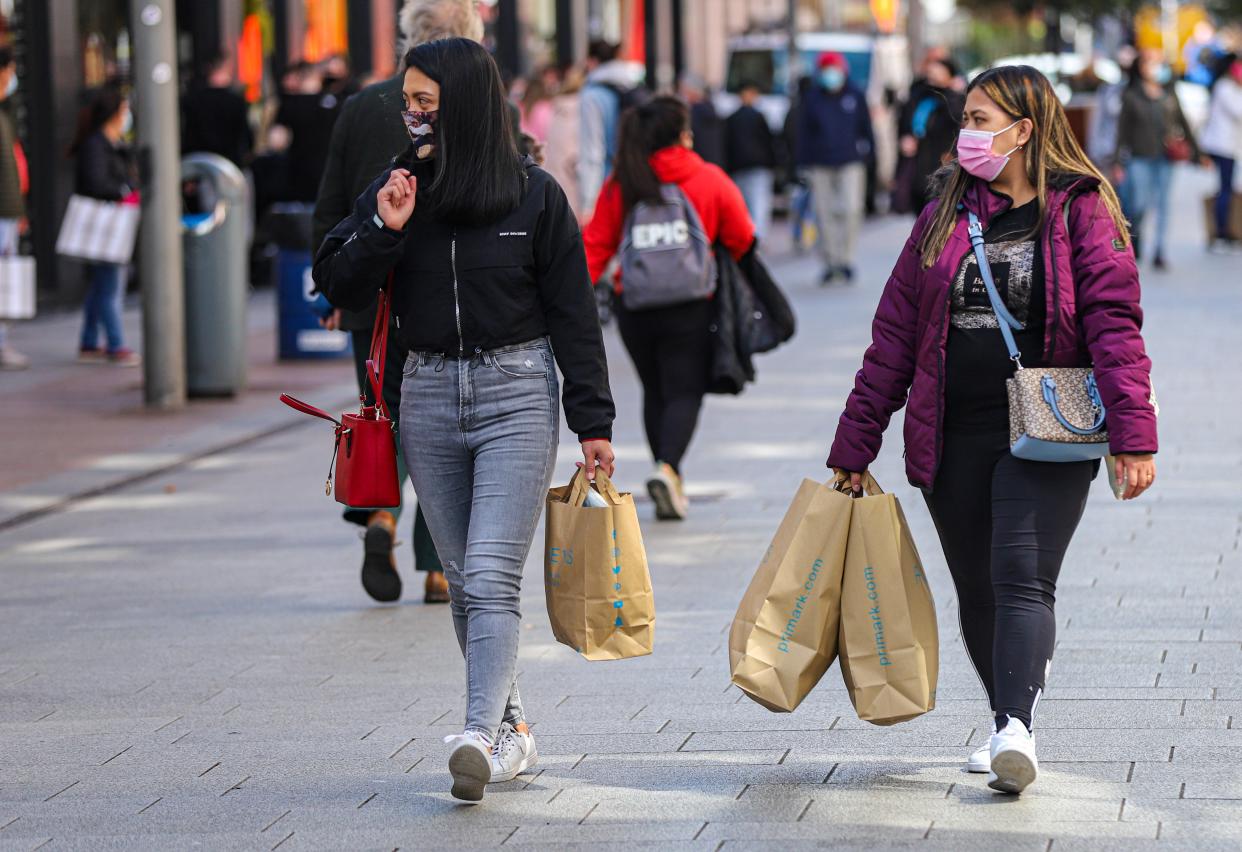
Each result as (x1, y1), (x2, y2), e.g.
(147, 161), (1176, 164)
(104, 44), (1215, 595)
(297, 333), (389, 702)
(958, 172), (1100, 228)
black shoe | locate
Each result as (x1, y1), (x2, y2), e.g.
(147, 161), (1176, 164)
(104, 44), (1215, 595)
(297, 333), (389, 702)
(839, 265), (855, 284)
(1153, 255), (1167, 271)
(361, 515), (402, 603)
(819, 267), (836, 287)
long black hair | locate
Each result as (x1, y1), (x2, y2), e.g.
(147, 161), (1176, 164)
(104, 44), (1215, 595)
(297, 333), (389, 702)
(69, 82), (126, 156)
(403, 38), (523, 226)
(614, 96), (689, 212)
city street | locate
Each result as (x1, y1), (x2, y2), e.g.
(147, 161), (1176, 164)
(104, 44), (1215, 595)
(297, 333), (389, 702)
(1, 169), (1239, 850)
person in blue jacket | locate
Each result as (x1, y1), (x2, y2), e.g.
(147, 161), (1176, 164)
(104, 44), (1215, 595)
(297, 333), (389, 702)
(796, 51), (874, 286)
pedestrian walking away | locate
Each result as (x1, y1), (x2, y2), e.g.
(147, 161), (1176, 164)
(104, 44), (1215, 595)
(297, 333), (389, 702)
(797, 52), (874, 286)
(0, 45), (29, 371)
(827, 65), (1158, 796)
(312, 0), (491, 606)
(1200, 52), (1242, 253)
(1115, 49), (1202, 269)
(896, 55), (965, 215)
(583, 96), (755, 522)
(726, 81), (779, 241)
(181, 53), (255, 169)
(577, 39), (645, 219)
(70, 83), (141, 367)
(314, 37), (616, 803)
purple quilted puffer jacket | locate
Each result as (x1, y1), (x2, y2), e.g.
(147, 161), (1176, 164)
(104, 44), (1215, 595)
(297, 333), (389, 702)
(827, 174), (1158, 490)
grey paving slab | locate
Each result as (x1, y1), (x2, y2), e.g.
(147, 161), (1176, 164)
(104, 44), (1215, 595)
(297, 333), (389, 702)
(0, 169), (1237, 847)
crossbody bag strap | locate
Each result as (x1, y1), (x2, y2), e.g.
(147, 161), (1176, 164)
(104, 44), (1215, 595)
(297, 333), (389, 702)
(365, 273), (394, 419)
(966, 211), (1024, 366)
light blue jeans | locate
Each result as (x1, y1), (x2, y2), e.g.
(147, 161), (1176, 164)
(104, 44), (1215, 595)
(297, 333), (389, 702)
(1123, 156), (1173, 259)
(399, 338), (560, 743)
(732, 167), (773, 241)
(0, 219), (18, 349)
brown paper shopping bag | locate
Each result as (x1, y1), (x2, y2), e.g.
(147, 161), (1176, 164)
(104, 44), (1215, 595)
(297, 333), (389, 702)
(544, 469), (654, 660)
(729, 478), (853, 712)
(838, 473), (939, 725)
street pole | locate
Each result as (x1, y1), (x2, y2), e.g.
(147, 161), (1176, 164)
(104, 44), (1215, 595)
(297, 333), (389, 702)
(129, 0), (186, 409)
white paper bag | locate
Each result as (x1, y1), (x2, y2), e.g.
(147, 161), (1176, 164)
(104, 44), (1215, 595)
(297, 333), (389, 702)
(0, 255), (35, 319)
(56, 195), (140, 264)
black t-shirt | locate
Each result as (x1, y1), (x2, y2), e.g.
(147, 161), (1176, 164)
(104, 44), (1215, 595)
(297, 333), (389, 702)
(944, 198), (1046, 433)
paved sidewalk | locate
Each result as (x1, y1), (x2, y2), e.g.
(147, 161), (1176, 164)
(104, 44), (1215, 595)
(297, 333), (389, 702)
(0, 291), (357, 528)
(1, 169), (1239, 850)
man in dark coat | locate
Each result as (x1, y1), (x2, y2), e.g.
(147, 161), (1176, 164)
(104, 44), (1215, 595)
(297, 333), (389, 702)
(181, 54), (254, 168)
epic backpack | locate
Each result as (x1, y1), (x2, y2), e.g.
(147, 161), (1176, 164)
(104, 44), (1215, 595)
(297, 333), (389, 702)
(618, 184), (717, 310)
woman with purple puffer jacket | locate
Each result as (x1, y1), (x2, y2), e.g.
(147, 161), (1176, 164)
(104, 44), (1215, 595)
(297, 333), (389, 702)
(828, 65), (1158, 796)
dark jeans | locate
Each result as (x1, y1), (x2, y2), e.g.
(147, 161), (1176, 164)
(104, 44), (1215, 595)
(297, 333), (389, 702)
(1211, 154), (1236, 239)
(616, 298), (713, 475)
(80, 263), (126, 352)
(347, 326), (442, 574)
(922, 430), (1096, 729)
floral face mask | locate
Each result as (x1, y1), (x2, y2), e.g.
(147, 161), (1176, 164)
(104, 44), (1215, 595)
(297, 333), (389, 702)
(401, 108), (439, 159)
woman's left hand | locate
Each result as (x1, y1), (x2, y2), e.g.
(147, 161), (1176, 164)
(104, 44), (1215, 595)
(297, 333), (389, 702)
(578, 440), (616, 481)
(1115, 453), (1156, 500)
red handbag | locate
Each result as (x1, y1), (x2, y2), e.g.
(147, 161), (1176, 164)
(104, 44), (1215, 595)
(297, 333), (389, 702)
(280, 279), (401, 509)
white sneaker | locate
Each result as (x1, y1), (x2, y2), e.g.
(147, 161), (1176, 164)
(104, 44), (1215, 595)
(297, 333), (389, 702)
(0, 346), (29, 371)
(988, 717), (1038, 794)
(966, 743), (991, 773)
(646, 462), (688, 521)
(966, 721), (997, 773)
(444, 731), (492, 802)
(490, 721), (538, 783)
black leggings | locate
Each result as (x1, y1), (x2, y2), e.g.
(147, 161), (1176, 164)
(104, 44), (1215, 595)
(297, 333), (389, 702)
(616, 299), (713, 475)
(923, 430), (1096, 730)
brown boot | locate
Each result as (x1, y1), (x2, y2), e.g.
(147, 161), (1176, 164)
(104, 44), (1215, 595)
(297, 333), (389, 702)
(361, 511), (401, 603)
(424, 571), (450, 604)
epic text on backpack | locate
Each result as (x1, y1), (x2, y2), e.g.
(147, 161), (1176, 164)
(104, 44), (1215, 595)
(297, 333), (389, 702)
(618, 183), (717, 311)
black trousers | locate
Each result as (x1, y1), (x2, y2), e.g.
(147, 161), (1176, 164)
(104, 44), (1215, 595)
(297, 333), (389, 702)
(348, 327), (442, 574)
(923, 430), (1096, 729)
(615, 299), (713, 475)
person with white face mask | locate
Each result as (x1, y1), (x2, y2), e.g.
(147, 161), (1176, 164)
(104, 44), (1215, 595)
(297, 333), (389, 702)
(0, 46), (28, 371)
(828, 65), (1157, 797)
(69, 84), (140, 367)
(795, 52), (874, 286)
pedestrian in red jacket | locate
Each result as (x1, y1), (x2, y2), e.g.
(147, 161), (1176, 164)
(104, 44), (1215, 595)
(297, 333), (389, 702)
(583, 96), (754, 521)
(828, 65), (1157, 796)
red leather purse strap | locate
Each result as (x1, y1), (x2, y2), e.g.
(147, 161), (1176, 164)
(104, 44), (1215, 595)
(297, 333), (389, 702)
(366, 274), (394, 419)
(280, 393), (342, 426)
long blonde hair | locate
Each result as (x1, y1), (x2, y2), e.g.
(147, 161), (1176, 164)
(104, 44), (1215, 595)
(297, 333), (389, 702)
(917, 65), (1128, 268)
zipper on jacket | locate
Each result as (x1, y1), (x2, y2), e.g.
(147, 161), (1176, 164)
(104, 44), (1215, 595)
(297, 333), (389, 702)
(450, 230), (463, 357)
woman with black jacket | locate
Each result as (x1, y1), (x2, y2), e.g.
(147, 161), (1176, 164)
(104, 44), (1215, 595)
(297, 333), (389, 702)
(71, 84), (140, 366)
(314, 38), (615, 804)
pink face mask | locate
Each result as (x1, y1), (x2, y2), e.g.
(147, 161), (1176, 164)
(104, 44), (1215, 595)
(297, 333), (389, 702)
(957, 120), (1022, 182)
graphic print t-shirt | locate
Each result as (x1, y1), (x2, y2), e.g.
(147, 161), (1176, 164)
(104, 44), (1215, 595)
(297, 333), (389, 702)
(943, 198), (1047, 433)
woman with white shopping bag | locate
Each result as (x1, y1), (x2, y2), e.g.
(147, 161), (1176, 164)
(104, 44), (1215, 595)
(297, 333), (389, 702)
(69, 84), (140, 366)
(314, 39), (615, 803)
(827, 66), (1158, 795)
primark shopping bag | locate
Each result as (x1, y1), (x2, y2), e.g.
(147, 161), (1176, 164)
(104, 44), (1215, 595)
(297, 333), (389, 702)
(544, 469), (654, 660)
(729, 477), (852, 712)
(56, 194), (141, 265)
(0, 256), (35, 319)
(837, 473), (939, 725)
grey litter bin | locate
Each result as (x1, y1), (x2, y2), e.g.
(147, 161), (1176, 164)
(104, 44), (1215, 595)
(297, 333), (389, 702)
(182, 153), (251, 397)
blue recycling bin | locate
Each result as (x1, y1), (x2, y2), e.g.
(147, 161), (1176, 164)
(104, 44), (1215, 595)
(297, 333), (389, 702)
(269, 203), (352, 360)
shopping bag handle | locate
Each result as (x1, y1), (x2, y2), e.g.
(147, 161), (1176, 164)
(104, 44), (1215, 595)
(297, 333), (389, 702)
(564, 467), (624, 507)
(831, 471), (884, 498)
